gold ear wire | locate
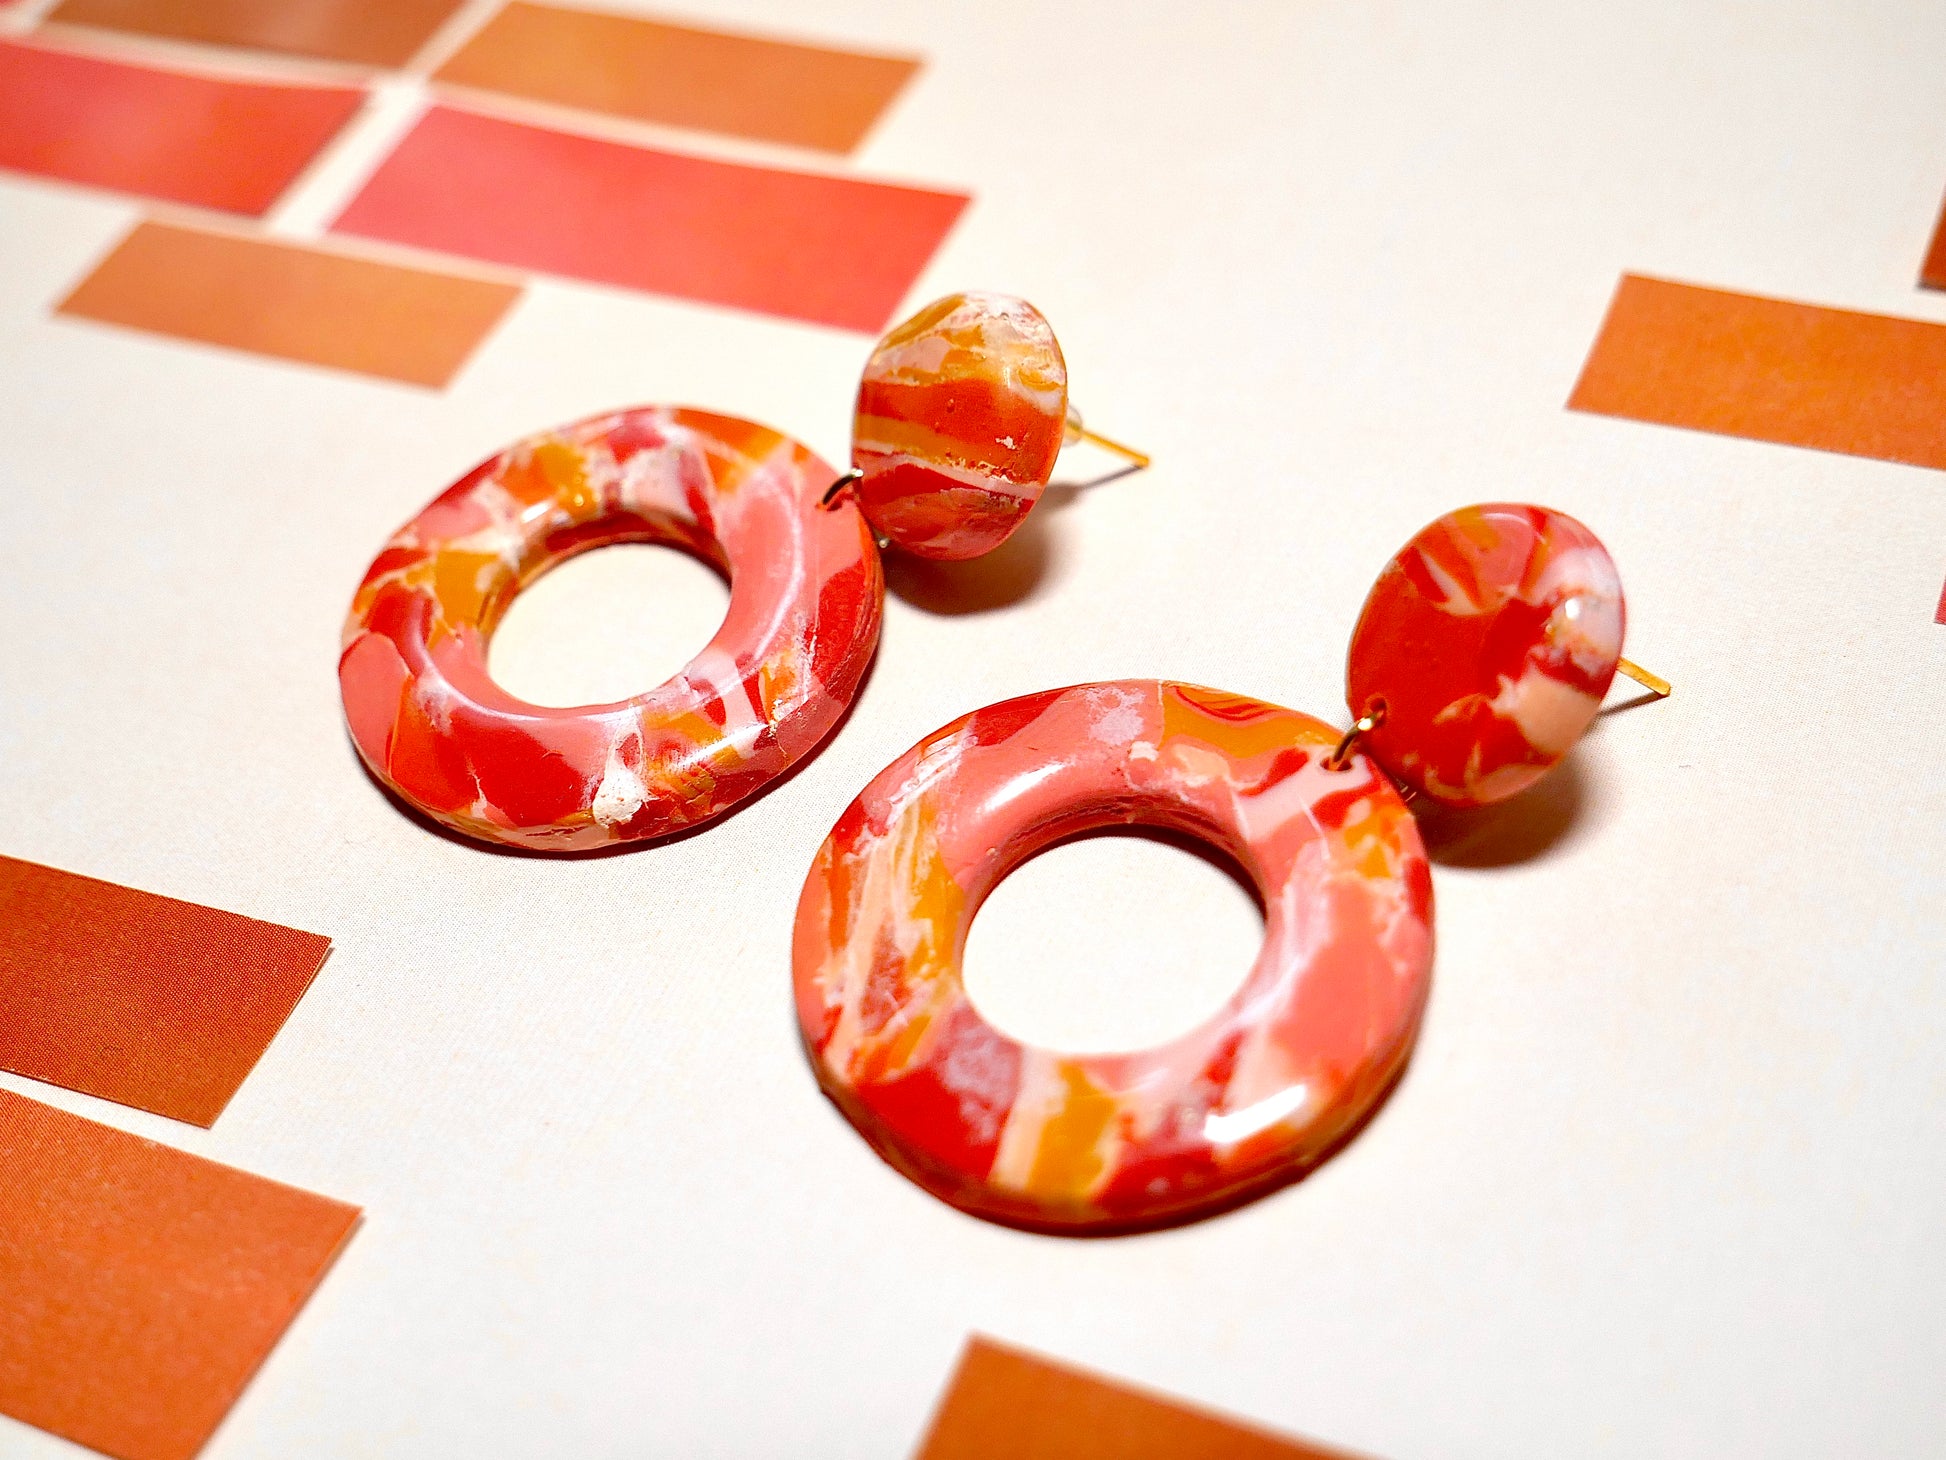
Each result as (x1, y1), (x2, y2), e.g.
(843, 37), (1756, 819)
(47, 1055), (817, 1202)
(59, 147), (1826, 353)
(819, 468), (863, 508)
(1326, 699), (1388, 772)
(1615, 658), (1671, 697)
(1063, 407), (1150, 469)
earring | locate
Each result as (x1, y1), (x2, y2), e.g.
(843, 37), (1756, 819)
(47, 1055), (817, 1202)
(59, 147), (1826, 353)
(840, 291), (1147, 560)
(792, 504), (1666, 1233)
(338, 293), (1145, 851)
(1339, 503), (1665, 805)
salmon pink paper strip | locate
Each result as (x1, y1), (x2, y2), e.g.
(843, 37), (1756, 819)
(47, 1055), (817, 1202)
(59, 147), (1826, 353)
(915, 1337), (1372, 1460)
(60, 220), (522, 388)
(0, 1090), (359, 1460)
(46, 0), (467, 69)
(331, 105), (969, 332)
(1568, 274), (1946, 471)
(0, 853), (331, 1126)
(434, 2), (919, 154)
(1935, 577), (1945, 625)
(0, 37), (362, 215)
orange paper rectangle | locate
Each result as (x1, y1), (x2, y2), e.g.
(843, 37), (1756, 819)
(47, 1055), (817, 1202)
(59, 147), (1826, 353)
(915, 1337), (1370, 1460)
(45, 0), (467, 68)
(1568, 274), (1946, 471)
(0, 1090), (358, 1460)
(0, 852), (331, 1126)
(60, 221), (522, 388)
(332, 105), (967, 331)
(0, 38), (362, 215)
(435, 2), (919, 154)
(1925, 197), (1946, 290)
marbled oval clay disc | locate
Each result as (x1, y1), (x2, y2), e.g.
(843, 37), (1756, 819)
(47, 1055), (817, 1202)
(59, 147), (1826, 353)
(793, 681), (1433, 1233)
(340, 407), (883, 851)
(1346, 503), (1625, 809)
(850, 291), (1068, 560)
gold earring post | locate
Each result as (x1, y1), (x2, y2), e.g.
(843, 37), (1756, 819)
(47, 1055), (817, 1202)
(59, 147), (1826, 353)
(1326, 699), (1388, 771)
(1063, 407), (1151, 470)
(1616, 658), (1671, 698)
(820, 467), (863, 508)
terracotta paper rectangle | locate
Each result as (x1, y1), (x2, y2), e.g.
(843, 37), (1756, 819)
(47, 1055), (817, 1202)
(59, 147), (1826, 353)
(0, 1090), (359, 1460)
(915, 1337), (1369, 1460)
(434, 2), (919, 154)
(0, 38), (361, 215)
(331, 105), (968, 332)
(1924, 197), (1946, 290)
(45, 0), (466, 68)
(60, 220), (522, 388)
(0, 852), (331, 1126)
(1568, 274), (1946, 471)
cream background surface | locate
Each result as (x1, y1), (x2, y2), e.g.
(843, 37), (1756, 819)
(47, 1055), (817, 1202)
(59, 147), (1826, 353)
(1, 1), (1943, 1456)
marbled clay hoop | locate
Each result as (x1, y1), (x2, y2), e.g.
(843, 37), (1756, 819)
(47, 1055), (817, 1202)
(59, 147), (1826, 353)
(793, 681), (1434, 1233)
(340, 407), (883, 851)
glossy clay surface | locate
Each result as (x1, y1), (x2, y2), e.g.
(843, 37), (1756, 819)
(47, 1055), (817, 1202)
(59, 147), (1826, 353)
(850, 291), (1068, 560)
(1347, 503), (1624, 808)
(793, 681), (1433, 1232)
(341, 407), (883, 850)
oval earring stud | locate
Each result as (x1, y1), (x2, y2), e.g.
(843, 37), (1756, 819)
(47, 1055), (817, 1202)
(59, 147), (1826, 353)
(1339, 502), (1667, 805)
(834, 291), (1149, 560)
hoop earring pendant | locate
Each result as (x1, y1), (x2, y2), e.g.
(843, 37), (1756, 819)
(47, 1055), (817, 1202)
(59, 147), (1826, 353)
(793, 680), (1433, 1233)
(340, 407), (883, 851)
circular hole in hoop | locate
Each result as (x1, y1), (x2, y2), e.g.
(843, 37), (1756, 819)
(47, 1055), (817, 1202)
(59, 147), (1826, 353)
(960, 826), (1266, 1055)
(489, 542), (730, 709)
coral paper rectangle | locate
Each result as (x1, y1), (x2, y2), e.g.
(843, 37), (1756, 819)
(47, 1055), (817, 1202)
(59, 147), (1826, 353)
(0, 1090), (358, 1460)
(0, 38), (361, 215)
(0, 853), (331, 1126)
(915, 1337), (1369, 1460)
(45, 0), (466, 68)
(332, 105), (968, 332)
(434, 2), (919, 154)
(1568, 274), (1946, 471)
(60, 220), (522, 388)
(1935, 577), (1946, 625)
